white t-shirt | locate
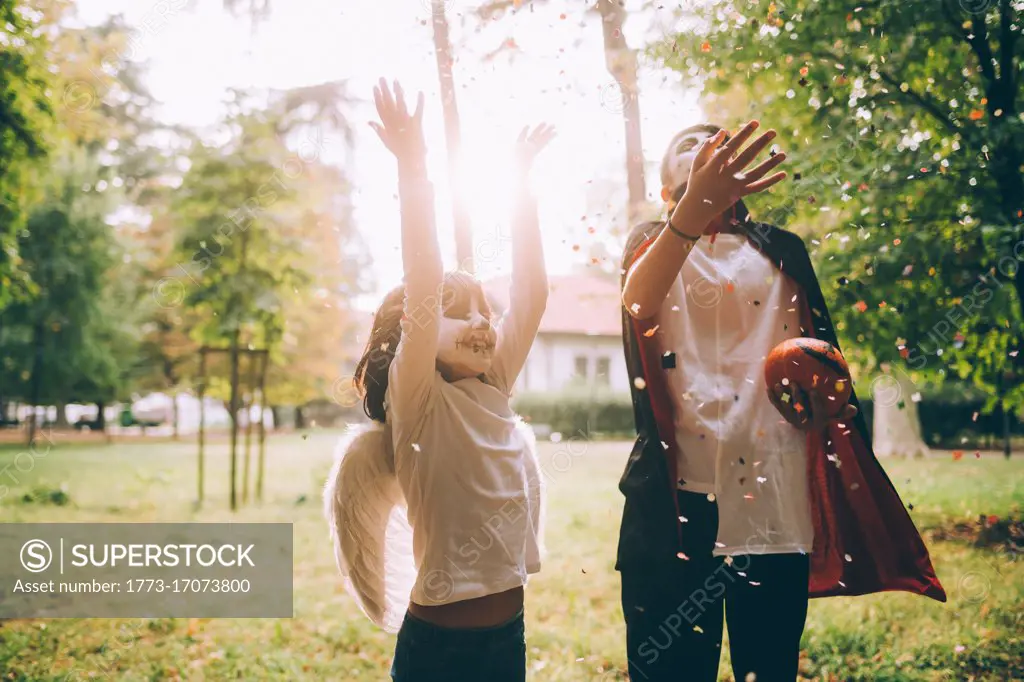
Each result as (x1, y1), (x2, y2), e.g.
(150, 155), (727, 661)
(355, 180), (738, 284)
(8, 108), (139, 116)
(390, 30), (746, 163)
(655, 232), (814, 557)
(386, 179), (546, 607)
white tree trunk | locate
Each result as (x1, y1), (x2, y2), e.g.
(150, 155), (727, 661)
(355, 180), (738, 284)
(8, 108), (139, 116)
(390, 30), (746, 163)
(872, 369), (930, 458)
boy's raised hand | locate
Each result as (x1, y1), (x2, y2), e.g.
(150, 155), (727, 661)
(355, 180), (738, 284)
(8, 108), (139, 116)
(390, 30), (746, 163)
(680, 120), (788, 222)
(369, 78), (426, 167)
(515, 123), (557, 173)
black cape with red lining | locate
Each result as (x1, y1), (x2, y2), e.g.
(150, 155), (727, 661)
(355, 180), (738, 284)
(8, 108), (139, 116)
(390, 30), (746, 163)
(616, 215), (946, 602)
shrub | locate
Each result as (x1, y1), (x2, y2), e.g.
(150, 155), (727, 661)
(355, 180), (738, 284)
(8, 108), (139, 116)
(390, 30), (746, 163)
(512, 388), (634, 438)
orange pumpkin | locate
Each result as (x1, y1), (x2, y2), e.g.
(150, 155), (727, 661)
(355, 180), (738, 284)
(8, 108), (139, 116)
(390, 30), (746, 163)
(764, 338), (852, 418)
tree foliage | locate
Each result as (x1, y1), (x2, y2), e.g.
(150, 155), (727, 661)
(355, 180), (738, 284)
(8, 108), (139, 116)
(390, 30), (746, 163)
(657, 0), (1024, 412)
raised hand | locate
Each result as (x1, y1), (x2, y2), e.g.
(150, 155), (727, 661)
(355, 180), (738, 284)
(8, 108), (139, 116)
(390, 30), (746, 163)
(368, 78), (426, 168)
(677, 120), (788, 225)
(515, 123), (557, 174)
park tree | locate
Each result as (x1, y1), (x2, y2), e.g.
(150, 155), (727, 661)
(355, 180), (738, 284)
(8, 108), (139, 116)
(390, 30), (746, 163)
(658, 0), (1024, 454)
(0, 0), (61, 311)
(169, 82), (361, 508)
(0, 10), (167, 441)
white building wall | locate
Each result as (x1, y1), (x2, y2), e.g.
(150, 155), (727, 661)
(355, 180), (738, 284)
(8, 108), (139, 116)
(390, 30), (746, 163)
(516, 333), (628, 394)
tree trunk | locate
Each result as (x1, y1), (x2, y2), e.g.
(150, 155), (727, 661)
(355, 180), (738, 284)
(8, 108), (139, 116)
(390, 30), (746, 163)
(431, 0), (474, 272)
(295, 405), (305, 430)
(596, 0), (646, 225)
(998, 373), (1012, 459)
(197, 349), (207, 507)
(96, 400), (106, 430)
(872, 369), (930, 458)
(270, 405), (280, 430)
(1002, 399), (1011, 459)
(242, 352), (257, 505)
(256, 352), (268, 503)
(55, 400), (69, 429)
(228, 329), (241, 511)
(27, 322), (44, 447)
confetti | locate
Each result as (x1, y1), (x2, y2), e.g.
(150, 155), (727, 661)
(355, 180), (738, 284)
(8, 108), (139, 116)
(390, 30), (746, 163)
(954, 645), (966, 654)
(724, 556), (734, 566)
(854, 300), (868, 312)
(693, 625), (704, 633)
(679, 515), (688, 523)
(412, 443), (421, 452)
(634, 377), (647, 390)
(677, 551), (690, 560)
(707, 493), (716, 502)
(952, 450), (963, 460)
(644, 325), (660, 337)
(662, 351), (677, 369)
(749, 581), (761, 587)
(844, 553), (853, 562)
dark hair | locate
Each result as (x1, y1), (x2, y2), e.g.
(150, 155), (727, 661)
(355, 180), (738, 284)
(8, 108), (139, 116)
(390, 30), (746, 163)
(659, 123), (726, 189)
(353, 271), (494, 423)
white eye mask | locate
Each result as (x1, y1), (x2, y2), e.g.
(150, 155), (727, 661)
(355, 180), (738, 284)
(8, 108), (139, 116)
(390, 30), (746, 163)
(667, 148), (697, 191)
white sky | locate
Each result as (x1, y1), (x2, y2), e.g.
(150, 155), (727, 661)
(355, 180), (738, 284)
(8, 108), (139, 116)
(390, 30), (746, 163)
(74, 0), (707, 309)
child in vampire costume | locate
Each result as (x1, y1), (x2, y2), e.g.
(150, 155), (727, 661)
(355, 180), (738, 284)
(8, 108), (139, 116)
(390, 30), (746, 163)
(616, 122), (945, 682)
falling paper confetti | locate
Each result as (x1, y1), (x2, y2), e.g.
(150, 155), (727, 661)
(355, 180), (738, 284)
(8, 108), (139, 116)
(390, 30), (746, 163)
(634, 377), (647, 390)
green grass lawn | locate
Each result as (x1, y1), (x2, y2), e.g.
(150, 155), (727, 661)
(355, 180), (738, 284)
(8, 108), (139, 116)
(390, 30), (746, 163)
(0, 430), (1021, 681)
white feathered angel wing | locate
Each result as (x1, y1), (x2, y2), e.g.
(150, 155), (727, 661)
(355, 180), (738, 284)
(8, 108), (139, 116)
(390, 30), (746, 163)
(323, 422), (416, 633)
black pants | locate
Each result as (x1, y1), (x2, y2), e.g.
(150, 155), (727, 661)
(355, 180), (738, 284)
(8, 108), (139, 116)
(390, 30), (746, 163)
(620, 490), (810, 682)
(390, 608), (526, 682)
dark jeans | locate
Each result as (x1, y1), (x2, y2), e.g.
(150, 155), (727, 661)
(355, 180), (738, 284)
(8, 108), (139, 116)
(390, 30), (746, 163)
(620, 490), (810, 682)
(390, 608), (526, 682)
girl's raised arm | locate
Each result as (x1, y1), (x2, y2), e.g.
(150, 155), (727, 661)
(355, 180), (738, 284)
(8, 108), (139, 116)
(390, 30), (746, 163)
(486, 124), (556, 395)
(370, 79), (443, 421)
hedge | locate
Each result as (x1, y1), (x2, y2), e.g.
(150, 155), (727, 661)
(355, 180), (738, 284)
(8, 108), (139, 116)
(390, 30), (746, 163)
(514, 384), (1023, 448)
(512, 388), (634, 438)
